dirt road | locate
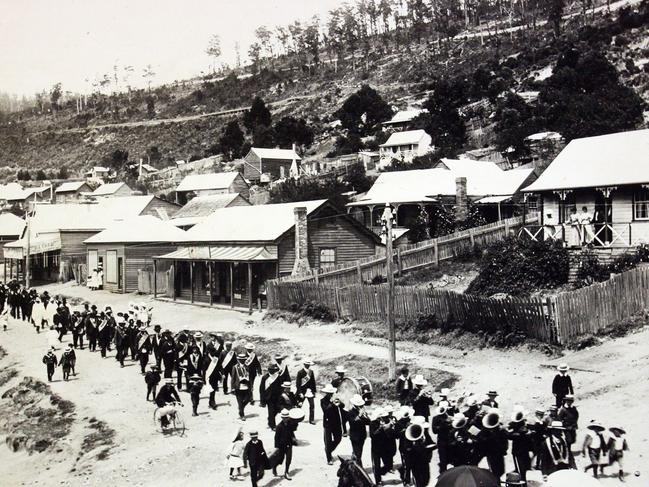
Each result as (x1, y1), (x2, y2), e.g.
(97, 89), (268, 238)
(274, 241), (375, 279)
(1, 282), (647, 486)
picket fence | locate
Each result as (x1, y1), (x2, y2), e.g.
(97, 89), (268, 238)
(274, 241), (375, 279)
(267, 265), (649, 345)
(273, 215), (536, 287)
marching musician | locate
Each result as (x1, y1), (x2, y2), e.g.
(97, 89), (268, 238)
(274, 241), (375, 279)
(259, 363), (282, 430)
(321, 385), (346, 465)
(347, 394), (370, 466)
(507, 407), (534, 481)
(405, 416), (436, 487)
(478, 408), (508, 479)
(231, 353), (251, 420)
(411, 375), (434, 421)
(218, 341), (236, 394)
(244, 343), (262, 404)
(295, 358), (316, 424)
(432, 402), (453, 474)
(331, 365), (346, 389)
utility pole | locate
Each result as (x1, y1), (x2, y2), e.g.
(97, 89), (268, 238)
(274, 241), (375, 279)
(25, 209), (31, 288)
(382, 203), (396, 381)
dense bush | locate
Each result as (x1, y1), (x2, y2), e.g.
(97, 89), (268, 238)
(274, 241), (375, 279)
(466, 236), (570, 297)
(288, 300), (335, 321)
(574, 245), (649, 288)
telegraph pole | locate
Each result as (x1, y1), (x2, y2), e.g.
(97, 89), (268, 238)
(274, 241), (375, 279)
(382, 203), (396, 381)
(25, 209), (31, 288)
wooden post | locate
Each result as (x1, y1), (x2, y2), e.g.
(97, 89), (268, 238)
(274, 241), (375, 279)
(497, 202), (502, 222)
(3, 259), (6, 282)
(190, 261), (194, 303)
(208, 262), (213, 306)
(247, 263), (253, 315)
(153, 259), (157, 298)
(397, 248), (403, 276)
(433, 239), (439, 266)
(469, 228), (475, 247)
(230, 262), (234, 308)
(382, 204), (397, 381)
(357, 262), (363, 285)
(172, 261), (176, 301)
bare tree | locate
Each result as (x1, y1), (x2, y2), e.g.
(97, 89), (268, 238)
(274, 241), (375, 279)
(142, 65), (156, 92)
(206, 34), (222, 73)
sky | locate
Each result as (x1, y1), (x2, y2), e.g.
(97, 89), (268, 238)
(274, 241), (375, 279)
(0, 0), (348, 97)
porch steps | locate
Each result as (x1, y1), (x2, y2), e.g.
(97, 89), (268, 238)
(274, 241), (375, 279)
(567, 247), (634, 283)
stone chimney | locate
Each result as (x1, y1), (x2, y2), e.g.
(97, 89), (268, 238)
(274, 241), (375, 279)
(455, 177), (468, 222)
(292, 206), (311, 276)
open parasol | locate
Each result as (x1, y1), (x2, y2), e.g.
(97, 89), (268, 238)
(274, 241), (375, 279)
(434, 466), (500, 487)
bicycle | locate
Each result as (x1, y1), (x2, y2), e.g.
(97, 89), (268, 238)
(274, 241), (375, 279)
(153, 401), (186, 436)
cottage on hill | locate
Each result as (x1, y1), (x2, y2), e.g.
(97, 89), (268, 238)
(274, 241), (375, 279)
(382, 108), (428, 132)
(175, 171), (249, 202)
(522, 129), (649, 248)
(154, 200), (382, 311)
(55, 181), (93, 204)
(170, 193), (250, 230)
(90, 182), (133, 198)
(84, 216), (186, 293)
(379, 129), (432, 167)
(242, 147), (302, 183)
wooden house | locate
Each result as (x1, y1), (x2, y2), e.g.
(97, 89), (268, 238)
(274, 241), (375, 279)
(0, 213), (25, 265)
(242, 147), (302, 183)
(3, 196), (179, 283)
(379, 129), (433, 168)
(90, 182), (133, 199)
(84, 216), (186, 293)
(154, 200), (382, 311)
(382, 108), (428, 132)
(175, 171), (250, 201)
(522, 129), (649, 248)
(170, 193), (250, 230)
(348, 158), (534, 233)
(55, 181), (93, 204)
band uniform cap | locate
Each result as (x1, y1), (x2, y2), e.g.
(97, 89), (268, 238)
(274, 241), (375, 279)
(335, 365), (346, 373)
(322, 384), (337, 394)
(350, 394), (365, 407)
(557, 363), (569, 372)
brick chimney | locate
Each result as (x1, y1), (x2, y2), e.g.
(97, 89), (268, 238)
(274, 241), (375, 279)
(292, 206), (311, 276)
(455, 177), (468, 222)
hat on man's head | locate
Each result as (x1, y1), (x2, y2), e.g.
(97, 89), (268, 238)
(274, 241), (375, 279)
(274, 353), (285, 361)
(303, 359), (314, 366)
(281, 381), (291, 388)
(452, 413), (468, 429)
(487, 390), (498, 397)
(249, 430), (259, 437)
(237, 353), (247, 360)
(154, 324), (161, 331)
(165, 378), (175, 385)
(245, 343), (255, 350)
(557, 363), (569, 372)
(268, 363), (279, 373)
(280, 409), (290, 418)
(322, 384), (336, 394)
(335, 365), (346, 374)
(350, 394), (365, 407)
(412, 375), (427, 386)
(564, 394), (575, 402)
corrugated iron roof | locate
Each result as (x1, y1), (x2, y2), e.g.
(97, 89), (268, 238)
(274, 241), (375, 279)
(157, 245), (278, 261)
(55, 181), (88, 193)
(171, 194), (249, 220)
(380, 129), (429, 147)
(183, 200), (326, 243)
(176, 172), (242, 192)
(524, 129), (649, 192)
(383, 109), (427, 125)
(84, 215), (187, 244)
(249, 147), (301, 160)
(92, 182), (131, 196)
(0, 213), (25, 236)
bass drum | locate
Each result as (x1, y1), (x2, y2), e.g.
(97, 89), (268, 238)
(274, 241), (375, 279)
(336, 376), (374, 410)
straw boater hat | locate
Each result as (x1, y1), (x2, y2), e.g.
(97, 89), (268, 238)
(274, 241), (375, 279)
(440, 388), (450, 397)
(303, 358), (314, 366)
(190, 374), (202, 381)
(165, 378), (175, 384)
(281, 381), (292, 388)
(194, 331), (203, 339)
(564, 394), (575, 402)
(452, 413), (468, 429)
(411, 415), (426, 426)
(274, 353), (285, 361)
(370, 408), (385, 421)
(249, 430), (259, 437)
(557, 363), (569, 372)
(335, 365), (346, 374)
(398, 406), (414, 419)
(487, 390), (498, 397)
(587, 420), (605, 432)
(412, 375), (428, 386)
(245, 343), (255, 350)
(280, 409), (290, 418)
(350, 394), (365, 407)
(237, 354), (247, 360)
(322, 384), (336, 394)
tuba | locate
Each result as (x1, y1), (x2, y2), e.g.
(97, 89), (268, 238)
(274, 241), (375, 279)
(405, 423), (425, 442)
(482, 409), (501, 430)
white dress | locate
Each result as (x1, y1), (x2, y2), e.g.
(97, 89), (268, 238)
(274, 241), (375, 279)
(227, 440), (245, 469)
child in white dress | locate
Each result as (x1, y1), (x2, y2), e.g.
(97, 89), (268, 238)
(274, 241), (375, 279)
(227, 430), (245, 480)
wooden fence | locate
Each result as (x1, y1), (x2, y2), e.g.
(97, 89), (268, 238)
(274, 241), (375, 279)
(267, 265), (649, 345)
(272, 215), (537, 287)
(137, 269), (169, 295)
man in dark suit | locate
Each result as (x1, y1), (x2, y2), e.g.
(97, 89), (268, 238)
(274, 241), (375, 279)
(231, 354), (251, 420)
(347, 394), (370, 466)
(274, 353), (291, 383)
(273, 409), (297, 480)
(395, 367), (413, 405)
(218, 341), (236, 394)
(150, 324), (163, 368)
(42, 348), (58, 381)
(322, 386), (347, 464)
(278, 381), (296, 411)
(243, 430), (268, 487)
(160, 331), (176, 378)
(244, 343), (262, 404)
(331, 365), (346, 389)
(185, 346), (203, 390)
(259, 363), (281, 430)
(295, 359), (316, 424)
(552, 363), (574, 408)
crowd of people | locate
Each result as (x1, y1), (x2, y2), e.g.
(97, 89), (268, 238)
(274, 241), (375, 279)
(1, 279), (632, 486)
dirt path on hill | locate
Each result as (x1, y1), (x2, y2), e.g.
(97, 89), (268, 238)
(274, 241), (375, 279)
(0, 281), (647, 486)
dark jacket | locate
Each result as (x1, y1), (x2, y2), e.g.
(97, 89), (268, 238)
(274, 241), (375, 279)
(322, 401), (347, 435)
(347, 407), (370, 442)
(155, 384), (181, 407)
(243, 439), (268, 468)
(274, 420), (296, 449)
(295, 368), (316, 396)
(552, 374), (574, 397)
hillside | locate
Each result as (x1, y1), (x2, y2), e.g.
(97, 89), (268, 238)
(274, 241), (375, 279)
(1, 1), (648, 184)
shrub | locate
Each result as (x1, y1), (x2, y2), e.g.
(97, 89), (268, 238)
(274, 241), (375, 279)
(288, 301), (335, 322)
(467, 236), (570, 297)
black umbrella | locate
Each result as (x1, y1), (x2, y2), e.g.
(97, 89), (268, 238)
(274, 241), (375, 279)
(435, 466), (500, 487)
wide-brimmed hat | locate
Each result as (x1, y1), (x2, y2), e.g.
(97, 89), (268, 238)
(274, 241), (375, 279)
(281, 381), (291, 388)
(587, 420), (605, 432)
(563, 394), (575, 402)
(303, 359), (314, 366)
(350, 394), (365, 407)
(609, 426), (626, 435)
(557, 363), (569, 372)
(335, 365), (346, 374)
(487, 390), (498, 396)
(411, 415), (426, 426)
(370, 408), (385, 421)
(280, 409), (290, 418)
(398, 405), (414, 418)
(193, 331), (203, 338)
(505, 472), (526, 486)
(452, 413), (468, 429)
(268, 364), (279, 373)
(440, 388), (450, 396)
(412, 374), (427, 386)
(245, 343), (254, 350)
(510, 410), (527, 423)
(322, 384), (336, 394)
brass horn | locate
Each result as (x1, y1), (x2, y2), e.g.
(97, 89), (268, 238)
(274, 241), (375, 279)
(405, 423), (424, 442)
(482, 409), (501, 429)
